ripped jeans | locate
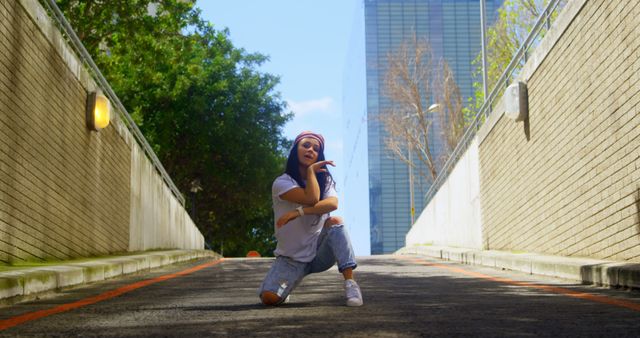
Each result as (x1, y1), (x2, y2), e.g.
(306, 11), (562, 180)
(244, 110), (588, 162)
(258, 224), (357, 301)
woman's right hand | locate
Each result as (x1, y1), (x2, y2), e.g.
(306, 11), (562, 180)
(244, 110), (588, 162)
(308, 160), (335, 174)
(276, 210), (299, 228)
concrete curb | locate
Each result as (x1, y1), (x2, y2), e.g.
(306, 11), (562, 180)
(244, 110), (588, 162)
(0, 250), (221, 303)
(396, 245), (640, 289)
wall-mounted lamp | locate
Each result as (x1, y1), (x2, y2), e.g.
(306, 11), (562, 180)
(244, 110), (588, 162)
(86, 91), (111, 131)
(504, 81), (528, 122)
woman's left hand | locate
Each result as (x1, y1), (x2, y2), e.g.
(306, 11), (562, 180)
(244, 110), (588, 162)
(277, 210), (299, 228)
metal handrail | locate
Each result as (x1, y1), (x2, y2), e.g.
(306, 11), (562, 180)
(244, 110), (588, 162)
(421, 0), (563, 209)
(41, 0), (186, 205)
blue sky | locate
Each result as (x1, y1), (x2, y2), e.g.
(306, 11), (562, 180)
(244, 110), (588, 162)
(196, 1), (371, 255)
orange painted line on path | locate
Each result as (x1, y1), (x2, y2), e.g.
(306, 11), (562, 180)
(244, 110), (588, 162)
(397, 256), (640, 312)
(0, 258), (225, 331)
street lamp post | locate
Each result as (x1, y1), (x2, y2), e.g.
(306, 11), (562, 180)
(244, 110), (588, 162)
(406, 103), (441, 226)
(480, 0), (489, 103)
(408, 135), (415, 224)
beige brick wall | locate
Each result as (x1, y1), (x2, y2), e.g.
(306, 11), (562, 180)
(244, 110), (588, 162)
(0, 1), (130, 263)
(479, 0), (640, 261)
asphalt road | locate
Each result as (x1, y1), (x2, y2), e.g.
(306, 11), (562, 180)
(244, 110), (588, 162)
(1, 255), (639, 337)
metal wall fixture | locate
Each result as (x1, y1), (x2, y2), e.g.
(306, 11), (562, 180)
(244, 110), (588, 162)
(86, 91), (111, 131)
(504, 82), (528, 122)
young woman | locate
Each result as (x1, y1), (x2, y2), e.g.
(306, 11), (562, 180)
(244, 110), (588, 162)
(258, 131), (363, 307)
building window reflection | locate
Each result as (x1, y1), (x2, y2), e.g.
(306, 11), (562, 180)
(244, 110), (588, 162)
(364, 0), (502, 254)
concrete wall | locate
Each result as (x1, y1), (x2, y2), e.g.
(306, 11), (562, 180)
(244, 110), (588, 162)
(406, 138), (482, 249)
(479, 0), (640, 261)
(0, 0), (131, 262)
(407, 0), (640, 263)
(130, 143), (204, 251)
(0, 0), (203, 263)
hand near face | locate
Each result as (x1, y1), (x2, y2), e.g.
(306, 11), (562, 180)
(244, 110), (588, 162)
(309, 160), (335, 174)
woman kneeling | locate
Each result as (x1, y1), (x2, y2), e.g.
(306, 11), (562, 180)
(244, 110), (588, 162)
(258, 131), (363, 307)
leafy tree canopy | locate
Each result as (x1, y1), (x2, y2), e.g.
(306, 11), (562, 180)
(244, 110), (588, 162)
(54, 0), (291, 256)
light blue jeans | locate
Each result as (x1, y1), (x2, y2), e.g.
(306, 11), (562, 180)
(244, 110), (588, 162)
(258, 224), (357, 301)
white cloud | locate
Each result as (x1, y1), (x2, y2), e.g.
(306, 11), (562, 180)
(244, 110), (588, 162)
(286, 97), (334, 116)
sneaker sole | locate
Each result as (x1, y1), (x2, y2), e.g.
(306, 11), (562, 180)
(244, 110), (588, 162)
(346, 299), (363, 307)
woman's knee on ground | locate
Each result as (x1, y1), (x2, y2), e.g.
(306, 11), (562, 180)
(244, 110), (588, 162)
(324, 216), (344, 227)
(261, 291), (282, 306)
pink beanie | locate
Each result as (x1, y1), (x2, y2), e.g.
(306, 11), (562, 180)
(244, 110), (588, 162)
(294, 131), (325, 150)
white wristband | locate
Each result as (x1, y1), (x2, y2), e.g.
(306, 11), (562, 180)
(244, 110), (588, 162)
(296, 206), (304, 217)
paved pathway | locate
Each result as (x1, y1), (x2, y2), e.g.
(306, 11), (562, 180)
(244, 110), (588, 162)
(1, 255), (639, 337)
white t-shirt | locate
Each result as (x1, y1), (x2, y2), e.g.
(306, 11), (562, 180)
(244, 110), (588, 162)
(272, 173), (337, 262)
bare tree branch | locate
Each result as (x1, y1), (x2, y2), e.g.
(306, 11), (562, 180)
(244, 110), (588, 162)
(380, 34), (464, 183)
(434, 60), (464, 157)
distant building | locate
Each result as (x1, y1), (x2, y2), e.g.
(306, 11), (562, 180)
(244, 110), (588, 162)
(364, 0), (502, 254)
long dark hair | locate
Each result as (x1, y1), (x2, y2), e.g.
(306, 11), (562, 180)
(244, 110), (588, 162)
(285, 141), (335, 200)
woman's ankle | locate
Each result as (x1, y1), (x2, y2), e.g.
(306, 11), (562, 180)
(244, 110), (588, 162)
(342, 268), (354, 280)
(260, 291), (282, 305)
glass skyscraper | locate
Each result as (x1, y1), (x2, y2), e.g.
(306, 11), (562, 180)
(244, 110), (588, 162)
(365, 0), (502, 254)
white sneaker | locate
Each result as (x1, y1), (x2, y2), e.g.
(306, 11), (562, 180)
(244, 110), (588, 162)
(344, 279), (363, 307)
(282, 295), (290, 304)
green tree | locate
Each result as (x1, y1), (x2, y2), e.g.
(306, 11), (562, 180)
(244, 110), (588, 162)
(53, 0), (291, 256)
(466, 0), (567, 116)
